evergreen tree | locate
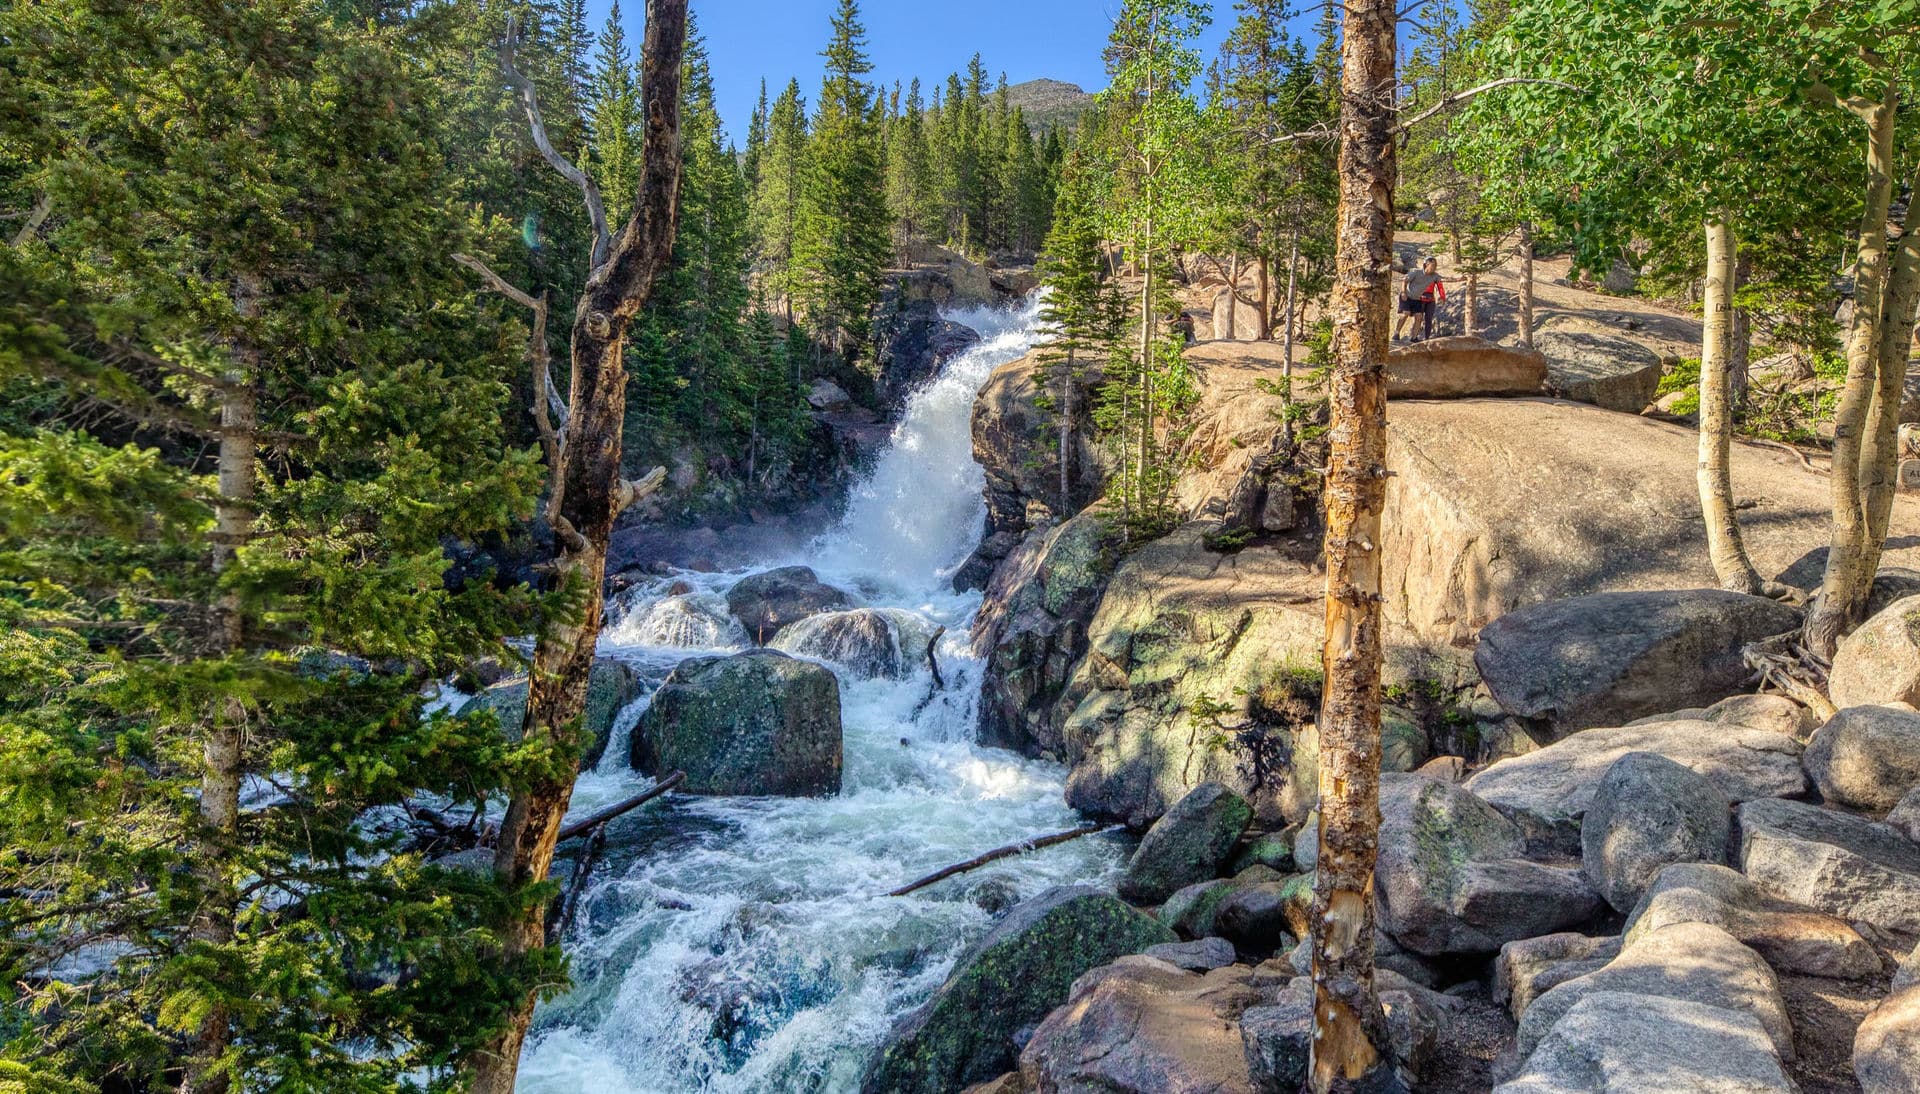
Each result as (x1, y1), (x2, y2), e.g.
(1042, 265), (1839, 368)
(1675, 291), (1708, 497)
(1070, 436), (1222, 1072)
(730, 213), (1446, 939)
(0, 2), (548, 1088)
(587, 1), (643, 224)
(743, 79), (771, 191)
(884, 78), (936, 258)
(792, 0), (891, 361)
(749, 79), (809, 321)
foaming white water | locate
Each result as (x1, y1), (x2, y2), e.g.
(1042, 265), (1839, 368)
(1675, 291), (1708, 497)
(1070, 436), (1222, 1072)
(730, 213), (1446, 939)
(807, 295), (1047, 597)
(518, 295), (1118, 1094)
(605, 590), (747, 651)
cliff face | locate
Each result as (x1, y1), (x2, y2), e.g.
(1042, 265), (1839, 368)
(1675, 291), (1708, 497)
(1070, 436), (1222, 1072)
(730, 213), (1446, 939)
(967, 335), (1920, 824)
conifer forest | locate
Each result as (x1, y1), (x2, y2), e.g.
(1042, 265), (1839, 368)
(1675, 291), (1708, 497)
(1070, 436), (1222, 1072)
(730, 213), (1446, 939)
(4, 1), (1920, 1092)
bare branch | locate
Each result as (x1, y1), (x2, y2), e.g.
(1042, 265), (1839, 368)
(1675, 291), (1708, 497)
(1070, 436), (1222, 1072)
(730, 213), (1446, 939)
(1391, 77), (1587, 135)
(500, 17), (612, 270)
(450, 251), (568, 509)
(9, 193), (51, 247)
(611, 466), (667, 515)
(452, 252), (542, 311)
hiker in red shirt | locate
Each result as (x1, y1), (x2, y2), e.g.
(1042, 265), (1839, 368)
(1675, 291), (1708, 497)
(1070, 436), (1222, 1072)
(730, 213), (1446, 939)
(1394, 256), (1448, 342)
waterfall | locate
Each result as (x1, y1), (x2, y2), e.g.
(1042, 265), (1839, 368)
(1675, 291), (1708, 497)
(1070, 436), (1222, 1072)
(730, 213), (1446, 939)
(517, 294), (1120, 1093)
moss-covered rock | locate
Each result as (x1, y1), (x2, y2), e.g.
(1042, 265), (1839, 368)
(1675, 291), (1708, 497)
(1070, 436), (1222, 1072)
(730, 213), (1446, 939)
(632, 650), (842, 796)
(1229, 830), (1295, 875)
(861, 885), (1174, 1094)
(1116, 782), (1253, 905)
(455, 657), (641, 769)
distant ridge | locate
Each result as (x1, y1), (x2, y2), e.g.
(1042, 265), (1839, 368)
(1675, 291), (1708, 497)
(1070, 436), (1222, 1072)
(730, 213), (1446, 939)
(1006, 78), (1097, 132)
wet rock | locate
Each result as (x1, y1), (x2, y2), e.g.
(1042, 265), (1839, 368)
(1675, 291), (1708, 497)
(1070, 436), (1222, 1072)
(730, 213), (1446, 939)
(1498, 991), (1796, 1094)
(724, 566), (856, 644)
(1736, 797), (1920, 934)
(632, 650), (842, 796)
(1385, 335), (1548, 398)
(1581, 751), (1731, 914)
(1058, 522), (1324, 827)
(1804, 703), (1920, 813)
(1623, 863), (1882, 981)
(611, 590), (747, 648)
(1830, 594), (1920, 709)
(1018, 958), (1260, 1094)
(1474, 589), (1803, 738)
(1377, 775), (1604, 956)
(877, 301), (981, 407)
(1117, 782), (1254, 906)
(1495, 933), (1623, 1021)
(970, 878), (1022, 916)
(975, 514), (1124, 756)
(456, 657), (641, 769)
(1143, 937), (1237, 972)
(1855, 984), (1920, 1094)
(863, 886), (1174, 1094)
(1515, 921), (1792, 1062)
(1464, 720), (1805, 855)
(1533, 320), (1666, 413)
(770, 607), (936, 680)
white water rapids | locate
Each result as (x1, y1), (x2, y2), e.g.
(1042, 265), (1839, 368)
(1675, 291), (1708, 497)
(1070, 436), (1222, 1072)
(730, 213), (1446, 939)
(515, 296), (1123, 1093)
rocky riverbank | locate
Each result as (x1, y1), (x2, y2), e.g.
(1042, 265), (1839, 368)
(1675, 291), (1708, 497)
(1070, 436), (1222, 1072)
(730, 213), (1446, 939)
(871, 309), (1920, 1092)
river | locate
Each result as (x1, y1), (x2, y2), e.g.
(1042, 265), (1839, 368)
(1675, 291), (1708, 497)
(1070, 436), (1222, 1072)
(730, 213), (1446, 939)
(514, 295), (1124, 1093)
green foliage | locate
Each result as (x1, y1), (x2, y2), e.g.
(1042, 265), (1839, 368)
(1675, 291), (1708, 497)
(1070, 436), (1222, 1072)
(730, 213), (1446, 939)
(0, 0), (554, 1086)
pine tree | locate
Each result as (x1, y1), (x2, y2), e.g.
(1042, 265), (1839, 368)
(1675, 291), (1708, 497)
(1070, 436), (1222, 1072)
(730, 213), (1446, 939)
(587, 1), (643, 224)
(743, 78), (771, 191)
(885, 78), (936, 258)
(749, 79), (809, 321)
(0, 2), (549, 1088)
(792, 0), (891, 361)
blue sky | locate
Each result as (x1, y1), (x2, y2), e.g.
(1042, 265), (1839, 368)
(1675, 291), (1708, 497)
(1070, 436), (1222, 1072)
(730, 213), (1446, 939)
(583, 1), (1324, 145)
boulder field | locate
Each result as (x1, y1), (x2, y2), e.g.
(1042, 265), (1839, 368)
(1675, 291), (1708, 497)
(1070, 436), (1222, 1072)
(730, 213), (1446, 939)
(923, 328), (1920, 1094)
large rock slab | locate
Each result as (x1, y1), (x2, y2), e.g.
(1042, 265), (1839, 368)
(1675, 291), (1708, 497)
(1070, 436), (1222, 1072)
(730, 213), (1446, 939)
(632, 650), (842, 796)
(1057, 522), (1325, 826)
(1581, 751), (1731, 913)
(1117, 782), (1254, 906)
(1017, 957), (1259, 1093)
(1737, 797), (1920, 934)
(877, 300), (980, 407)
(1624, 863), (1883, 981)
(1855, 985), (1920, 1094)
(1379, 398), (1920, 646)
(725, 566), (855, 643)
(1498, 991), (1796, 1094)
(1830, 594), (1920, 709)
(1474, 589), (1803, 737)
(1805, 703), (1920, 813)
(1386, 335), (1548, 398)
(1515, 921), (1793, 1062)
(1376, 775), (1603, 956)
(863, 886), (1174, 1094)
(455, 657), (641, 769)
(1465, 720), (1806, 854)
(1534, 319), (1666, 413)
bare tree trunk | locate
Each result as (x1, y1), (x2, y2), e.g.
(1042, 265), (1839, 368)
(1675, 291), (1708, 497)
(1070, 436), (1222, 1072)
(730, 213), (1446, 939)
(1464, 270), (1479, 337)
(1257, 247), (1272, 340)
(1282, 234), (1299, 445)
(1807, 86), (1900, 656)
(1310, 0), (1400, 1088)
(1224, 252), (1240, 340)
(463, 5), (688, 1091)
(1731, 250), (1752, 412)
(1860, 209), (1920, 586)
(181, 275), (262, 1094)
(1518, 224), (1535, 348)
(1059, 349), (1075, 513)
(1699, 217), (1768, 595)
